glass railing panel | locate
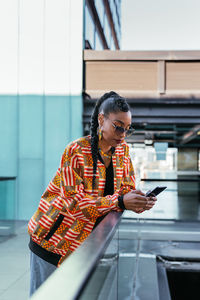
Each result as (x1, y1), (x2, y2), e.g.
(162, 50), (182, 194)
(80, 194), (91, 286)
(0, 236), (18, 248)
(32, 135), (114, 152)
(79, 230), (119, 300)
(31, 212), (122, 300)
(123, 176), (200, 221)
(30, 172), (200, 299)
(118, 170), (200, 299)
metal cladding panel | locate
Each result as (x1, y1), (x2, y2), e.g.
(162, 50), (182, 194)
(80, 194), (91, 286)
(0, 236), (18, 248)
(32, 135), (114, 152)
(0, 0), (18, 94)
(19, 0), (44, 94)
(0, 0), (83, 96)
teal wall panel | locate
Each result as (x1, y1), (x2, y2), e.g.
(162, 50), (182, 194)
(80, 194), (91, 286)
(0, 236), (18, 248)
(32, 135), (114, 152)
(44, 95), (83, 188)
(18, 159), (43, 219)
(0, 96), (18, 176)
(71, 95), (83, 140)
(6, 179), (16, 219)
(0, 181), (7, 219)
(0, 180), (16, 220)
(18, 95), (44, 219)
(0, 94), (83, 220)
(19, 95), (43, 159)
(44, 95), (71, 187)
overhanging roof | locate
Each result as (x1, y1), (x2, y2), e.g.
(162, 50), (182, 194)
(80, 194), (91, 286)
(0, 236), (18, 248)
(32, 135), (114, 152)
(83, 50), (200, 147)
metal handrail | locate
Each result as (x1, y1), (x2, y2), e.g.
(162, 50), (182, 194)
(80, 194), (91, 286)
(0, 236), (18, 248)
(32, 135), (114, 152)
(31, 211), (123, 300)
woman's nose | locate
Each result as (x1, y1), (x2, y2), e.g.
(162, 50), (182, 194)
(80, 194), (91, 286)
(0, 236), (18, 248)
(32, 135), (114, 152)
(120, 131), (126, 138)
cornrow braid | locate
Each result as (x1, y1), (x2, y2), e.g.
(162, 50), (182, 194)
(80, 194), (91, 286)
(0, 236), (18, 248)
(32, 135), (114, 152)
(90, 92), (116, 189)
(90, 91), (130, 190)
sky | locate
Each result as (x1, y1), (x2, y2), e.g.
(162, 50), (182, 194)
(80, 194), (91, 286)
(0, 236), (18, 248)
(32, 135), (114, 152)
(121, 0), (200, 50)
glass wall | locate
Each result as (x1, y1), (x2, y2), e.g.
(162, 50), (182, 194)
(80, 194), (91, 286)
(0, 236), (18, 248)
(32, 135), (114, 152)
(84, 0), (121, 50)
(95, 30), (104, 50)
(126, 143), (200, 221)
(130, 144), (177, 182)
(104, 13), (111, 48)
(95, 0), (104, 26)
(85, 6), (95, 49)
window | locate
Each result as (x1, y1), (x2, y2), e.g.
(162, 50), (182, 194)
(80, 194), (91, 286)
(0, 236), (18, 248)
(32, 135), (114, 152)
(85, 6), (95, 49)
(95, 32), (104, 50)
(104, 14), (111, 48)
(95, 0), (105, 28)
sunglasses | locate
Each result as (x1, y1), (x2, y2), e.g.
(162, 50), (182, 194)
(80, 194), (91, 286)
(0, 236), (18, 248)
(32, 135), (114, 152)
(109, 119), (135, 137)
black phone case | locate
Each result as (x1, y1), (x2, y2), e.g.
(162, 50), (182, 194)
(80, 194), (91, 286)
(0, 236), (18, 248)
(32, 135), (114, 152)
(146, 186), (167, 197)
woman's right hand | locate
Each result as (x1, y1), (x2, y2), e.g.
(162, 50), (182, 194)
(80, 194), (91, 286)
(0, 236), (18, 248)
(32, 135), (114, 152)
(123, 190), (155, 213)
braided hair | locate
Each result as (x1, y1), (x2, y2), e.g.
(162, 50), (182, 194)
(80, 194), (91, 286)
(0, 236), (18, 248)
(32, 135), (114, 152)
(90, 91), (130, 189)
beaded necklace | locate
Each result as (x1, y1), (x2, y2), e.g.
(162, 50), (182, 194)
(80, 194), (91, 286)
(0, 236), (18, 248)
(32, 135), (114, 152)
(99, 148), (112, 159)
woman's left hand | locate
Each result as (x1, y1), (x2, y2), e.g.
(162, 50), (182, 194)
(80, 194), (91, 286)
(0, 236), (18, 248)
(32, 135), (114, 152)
(136, 196), (157, 213)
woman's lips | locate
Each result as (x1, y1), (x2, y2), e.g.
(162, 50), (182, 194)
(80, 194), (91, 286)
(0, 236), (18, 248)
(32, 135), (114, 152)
(115, 139), (122, 144)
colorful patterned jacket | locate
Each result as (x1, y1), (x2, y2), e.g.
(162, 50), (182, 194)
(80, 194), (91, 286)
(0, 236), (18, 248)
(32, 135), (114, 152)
(28, 135), (135, 266)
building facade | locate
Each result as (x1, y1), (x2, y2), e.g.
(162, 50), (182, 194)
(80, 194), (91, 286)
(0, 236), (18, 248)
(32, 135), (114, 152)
(0, 0), (122, 223)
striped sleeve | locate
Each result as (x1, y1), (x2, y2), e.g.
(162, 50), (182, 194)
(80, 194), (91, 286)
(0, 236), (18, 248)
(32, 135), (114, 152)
(118, 145), (136, 196)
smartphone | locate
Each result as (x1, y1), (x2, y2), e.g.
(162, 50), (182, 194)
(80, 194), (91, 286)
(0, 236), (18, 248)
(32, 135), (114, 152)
(146, 186), (167, 197)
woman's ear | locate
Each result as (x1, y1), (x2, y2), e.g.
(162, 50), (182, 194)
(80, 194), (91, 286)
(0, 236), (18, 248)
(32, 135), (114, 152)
(98, 113), (104, 127)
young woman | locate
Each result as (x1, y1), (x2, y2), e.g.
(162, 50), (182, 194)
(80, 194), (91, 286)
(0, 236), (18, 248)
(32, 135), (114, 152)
(28, 91), (157, 296)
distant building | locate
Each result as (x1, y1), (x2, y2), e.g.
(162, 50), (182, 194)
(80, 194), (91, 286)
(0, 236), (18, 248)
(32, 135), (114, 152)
(85, 0), (121, 50)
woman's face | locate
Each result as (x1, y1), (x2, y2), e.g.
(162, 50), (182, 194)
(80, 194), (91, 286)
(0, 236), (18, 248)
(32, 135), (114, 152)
(99, 111), (132, 147)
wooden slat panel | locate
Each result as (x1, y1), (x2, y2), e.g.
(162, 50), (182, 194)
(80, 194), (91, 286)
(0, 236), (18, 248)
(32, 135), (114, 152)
(85, 61), (158, 94)
(166, 62), (200, 91)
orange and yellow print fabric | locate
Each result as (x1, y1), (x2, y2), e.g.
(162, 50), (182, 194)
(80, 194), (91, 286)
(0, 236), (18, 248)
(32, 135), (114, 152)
(28, 135), (136, 265)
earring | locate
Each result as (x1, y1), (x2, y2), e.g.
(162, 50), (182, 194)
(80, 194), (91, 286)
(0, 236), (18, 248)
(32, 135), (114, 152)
(98, 127), (103, 140)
